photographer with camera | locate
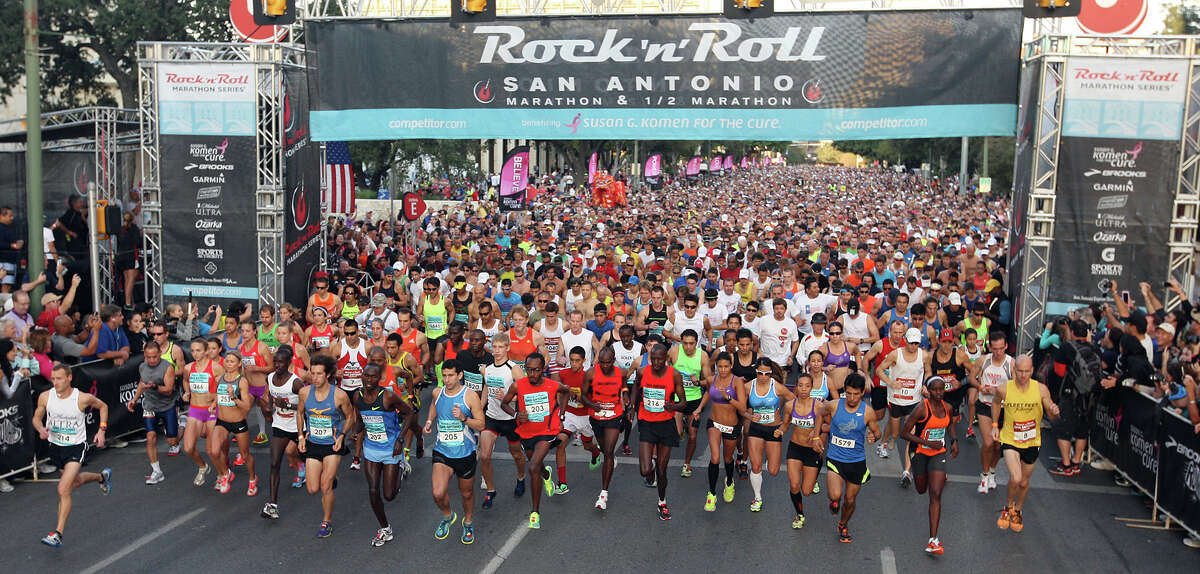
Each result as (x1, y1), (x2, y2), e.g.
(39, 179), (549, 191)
(1047, 320), (1102, 477)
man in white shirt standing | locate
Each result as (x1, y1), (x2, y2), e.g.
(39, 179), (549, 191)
(788, 278), (836, 337)
(756, 298), (799, 370)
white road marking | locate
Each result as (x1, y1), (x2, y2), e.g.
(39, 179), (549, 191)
(80, 507), (206, 574)
(479, 518), (533, 574)
(881, 546), (898, 574)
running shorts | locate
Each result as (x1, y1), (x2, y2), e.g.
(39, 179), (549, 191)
(562, 412), (595, 438)
(1001, 443), (1039, 465)
(787, 442), (822, 467)
(747, 422), (782, 442)
(888, 402), (918, 418)
(870, 385), (888, 412)
(483, 417), (520, 442)
(519, 434), (561, 454)
(47, 443), (88, 469)
(217, 418), (249, 435)
(826, 458), (871, 485)
(142, 406), (179, 438)
(304, 441), (348, 460)
(705, 418), (741, 441)
(638, 419), (680, 447)
(910, 451), (948, 475)
(432, 450), (478, 479)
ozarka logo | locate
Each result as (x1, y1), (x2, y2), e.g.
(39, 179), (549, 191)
(473, 80), (495, 104)
(291, 185), (309, 231)
(802, 79), (823, 104)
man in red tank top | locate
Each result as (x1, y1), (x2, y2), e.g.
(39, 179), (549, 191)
(501, 353), (570, 530)
(633, 344), (685, 521)
(863, 320), (908, 455)
(553, 348), (603, 496)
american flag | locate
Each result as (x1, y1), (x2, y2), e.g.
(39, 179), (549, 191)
(323, 141), (355, 214)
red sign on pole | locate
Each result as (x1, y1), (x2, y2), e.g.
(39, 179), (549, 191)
(402, 192), (427, 221)
(230, 0), (288, 43)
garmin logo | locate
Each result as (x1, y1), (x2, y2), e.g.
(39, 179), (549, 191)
(476, 24), (827, 65)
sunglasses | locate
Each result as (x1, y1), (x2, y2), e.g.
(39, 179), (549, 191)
(684, 305), (697, 309)
(151, 331), (167, 337)
(828, 330), (843, 335)
(537, 299), (549, 303)
(756, 370), (773, 376)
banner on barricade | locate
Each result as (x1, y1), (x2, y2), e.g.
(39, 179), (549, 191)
(0, 379), (35, 473)
(1157, 410), (1200, 534)
(72, 358), (147, 439)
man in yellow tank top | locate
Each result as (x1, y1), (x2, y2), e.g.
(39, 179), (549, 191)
(989, 355), (1059, 534)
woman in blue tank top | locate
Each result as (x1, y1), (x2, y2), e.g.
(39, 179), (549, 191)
(355, 363), (416, 547)
(819, 373), (882, 544)
(744, 357), (795, 513)
(425, 362), (487, 545)
(297, 354), (355, 540)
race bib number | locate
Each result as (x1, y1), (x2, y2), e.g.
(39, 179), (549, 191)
(567, 387), (583, 409)
(681, 373), (697, 389)
(427, 315), (445, 333)
(464, 371), (483, 393)
(308, 414), (333, 439)
(312, 336), (331, 349)
(143, 409), (155, 419)
(189, 372), (210, 394)
(896, 378), (918, 400)
(712, 421), (734, 434)
(241, 355), (256, 367)
(437, 419), (465, 446)
(791, 416), (815, 429)
(524, 391), (550, 422)
(1013, 419), (1037, 442)
(342, 367), (362, 381)
(362, 414), (388, 443)
(217, 384), (237, 407)
(924, 427), (946, 447)
(486, 375), (507, 399)
(831, 435), (856, 449)
(754, 407), (776, 424)
(643, 387), (666, 412)
(48, 418), (82, 446)
(594, 402), (617, 419)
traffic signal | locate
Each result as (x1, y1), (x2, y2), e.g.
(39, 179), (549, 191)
(1022, 0), (1080, 18)
(253, 0), (296, 25)
(724, 0), (773, 19)
(451, 0), (495, 22)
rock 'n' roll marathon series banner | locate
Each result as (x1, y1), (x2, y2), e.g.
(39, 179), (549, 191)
(306, 9), (1021, 141)
(282, 66), (324, 305)
(1046, 56), (1188, 313)
(158, 63), (259, 302)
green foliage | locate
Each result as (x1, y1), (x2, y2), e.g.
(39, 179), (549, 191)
(349, 139), (482, 192)
(832, 137), (1015, 193)
(0, 0), (231, 111)
(1164, 2), (1200, 34)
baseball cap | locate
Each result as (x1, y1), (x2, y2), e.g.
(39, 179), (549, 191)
(370, 293), (387, 307)
(893, 251), (904, 260)
(948, 292), (962, 306)
(905, 327), (922, 344)
(705, 288), (718, 300)
(985, 279), (1001, 292)
(938, 328), (954, 342)
(454, 274), (468, 290)
(477, 272), (490, 284)
(1159, 323), (1177, 336)
(41, 292), (62, 307)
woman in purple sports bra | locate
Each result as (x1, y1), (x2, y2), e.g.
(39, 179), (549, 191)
(780, 373), (826, 530)
(701, 352), (746, 512)
(820, 322), (860, 397)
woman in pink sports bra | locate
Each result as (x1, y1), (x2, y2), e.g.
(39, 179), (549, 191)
(182, 338), (225, 487)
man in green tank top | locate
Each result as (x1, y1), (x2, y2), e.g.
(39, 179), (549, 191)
(668, 329), (711, 478)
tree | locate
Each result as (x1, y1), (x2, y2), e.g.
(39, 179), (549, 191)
(1164, 2), (1200, 34)
(833, 137), (1016, 193)
(349, 139), (482, 194)
(0, 0), (231, 111)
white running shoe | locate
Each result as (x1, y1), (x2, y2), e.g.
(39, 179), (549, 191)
(876, 444), (889, 459)
(986, 472), (997, 491)
(193, 465), (210, 487)
(595, 492), (608, 510)
(977, 474), (988, 494)
(1090, 459), (1116, 471)
(145, 471), (165, 485)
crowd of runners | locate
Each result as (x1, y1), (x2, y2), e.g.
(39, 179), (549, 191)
(24, 164), (1200, 553)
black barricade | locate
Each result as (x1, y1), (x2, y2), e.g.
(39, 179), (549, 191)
(1113, 389), (1160, 494)
(1090, 387), (1124, 462)
(1156, 410), (1200, 532)
(70, 356), (147, 439)
(0, 379), (35, 474)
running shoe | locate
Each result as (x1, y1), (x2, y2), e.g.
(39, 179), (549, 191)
(415, 444), (424, 459)
(317, 521), (333, 539)
(838, 523), (852, 543)
(900, 470), (913, 488)
(680, 464), (693, 478)
(193, 465), (210, 487)
(792, 514), (806, 529)
(986, 472), (997, 491)
(99, 468), (112, 495)
(401, 456), (413, 479)
(997, 506), (1011, 530)
(514, 478), (526, 497)
(812, 481), (821, 494)
(246, 476), (259, 497)
(572, 434), (582, 447)
(977, 474), (988, 494)
(542, 466), (555, 498)
(461, 522), (475, 545)
(589, 452), (601, 471)
(1049, 463), (1077, 477)
(925, 538), (944, 555)
(0, 478), (14, 493)
(644, 474), (657, 488)
(704, 492), (717, 512)
(737, 460), (749, 480)
(1009, 509), (1024, 533)
(595, 492), (608, 510)
(436, 512), (458, 539)
(233, 453), (244, 467)
(40, 531), (62, 548)
(1115, 475), (1132, 487)
(1091, 458), (1116, 471)
(482, 491), (496, 509)
(621, 444), (632, 455)
(829, 499), (840, 515)
(350, 457), (362, 471)
(966, 426), (976, 442)
(167, 444), (181, 456)
(750, 498), (763, 512)
(145, 470), (165, 485)
(876, 444), (889, 459)
(553, 483), (570, 496)
(722, 482), (735, 503)
(657, 503), (671, 521)
(372, 526), (393, 547)
(253, 432), (269, 446)
(218, 473), (232, 494)
(291, 469), (306, 489)
(529, 511), (541, 529)
(261, 502), (279, 520)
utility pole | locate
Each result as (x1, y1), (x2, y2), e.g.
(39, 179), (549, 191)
(982, 136), (989, 179)
(24, 0), (44, 311)
(959, 136), (968, 195)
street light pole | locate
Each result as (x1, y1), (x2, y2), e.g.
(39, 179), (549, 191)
(24, 0), (45, 311)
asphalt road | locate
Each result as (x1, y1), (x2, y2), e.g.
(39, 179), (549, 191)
(1, 412), (1197, 574)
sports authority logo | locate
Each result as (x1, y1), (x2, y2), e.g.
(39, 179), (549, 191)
(290, 185), (309, 231)
(802, 79), (823, 104)
(1096, 195), (1127, 210)
(473, 80), (495, 104)
(196, 186), (221, 200)
(1077, 0), (1149, 35)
